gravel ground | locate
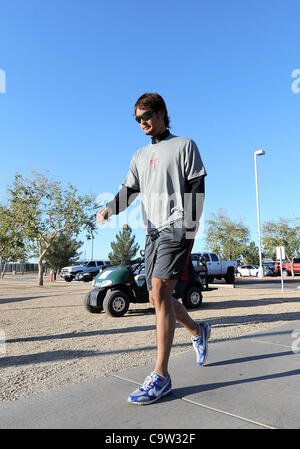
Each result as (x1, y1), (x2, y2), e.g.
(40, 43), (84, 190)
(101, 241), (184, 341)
(0, 274), (300, 403)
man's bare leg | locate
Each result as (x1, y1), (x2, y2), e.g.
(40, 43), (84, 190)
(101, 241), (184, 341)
(151, 278), (177, 377)
(172, 296), (200, 337)
(150, 278), (200, 377)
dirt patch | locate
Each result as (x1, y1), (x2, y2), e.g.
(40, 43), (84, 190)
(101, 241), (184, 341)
(0, 274), (299, 402)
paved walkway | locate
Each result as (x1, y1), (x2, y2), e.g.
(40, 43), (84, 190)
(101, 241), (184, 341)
(0, 320), (299, 429)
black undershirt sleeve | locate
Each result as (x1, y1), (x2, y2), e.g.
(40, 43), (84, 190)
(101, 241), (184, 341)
(107, 185), (139, 215)
(185, 176), (205, 223)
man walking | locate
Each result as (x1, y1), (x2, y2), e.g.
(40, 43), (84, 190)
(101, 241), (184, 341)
(97, 93), (211, 405)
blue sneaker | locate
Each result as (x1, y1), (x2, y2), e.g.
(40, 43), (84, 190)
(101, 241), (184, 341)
(192, 322), (211, 366)
(128, 371), (172, 405)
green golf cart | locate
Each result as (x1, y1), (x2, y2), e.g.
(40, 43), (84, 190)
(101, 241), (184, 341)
(84, 255), (204, 317)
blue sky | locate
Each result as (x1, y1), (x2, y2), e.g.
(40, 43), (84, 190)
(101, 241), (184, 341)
(1, 0), (299, 261)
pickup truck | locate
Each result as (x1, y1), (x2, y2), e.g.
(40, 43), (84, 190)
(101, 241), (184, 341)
(60, 260), (110, 282)
(274, 258), (300, 277)
(191, 252), (238, 284)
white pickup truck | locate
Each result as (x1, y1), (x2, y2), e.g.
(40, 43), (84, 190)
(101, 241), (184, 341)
(60, 260), (110, 282)
(191, 252), (238, 284)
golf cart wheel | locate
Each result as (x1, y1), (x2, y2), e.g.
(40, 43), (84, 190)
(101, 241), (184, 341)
(182, 286), (203, 309)
(84, 292), (103, 313)
(103, 290), (130, 317)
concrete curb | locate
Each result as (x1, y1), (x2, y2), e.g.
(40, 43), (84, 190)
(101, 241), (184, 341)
(210, 283), (235, 289)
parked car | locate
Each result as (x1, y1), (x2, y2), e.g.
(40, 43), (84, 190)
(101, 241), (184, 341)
(60, 260), (110, 282)
(75, 271), (94, 282)
(191, 252), (237, 284)
(274, 258), (300, 277)
(236, 264), (274, 277)
(237, 265), (259, 277)
(74, 264), (110, 282)
(262, 263), (276, 276)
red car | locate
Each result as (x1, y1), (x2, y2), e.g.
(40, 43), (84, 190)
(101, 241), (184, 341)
(274, 258), (300, 276)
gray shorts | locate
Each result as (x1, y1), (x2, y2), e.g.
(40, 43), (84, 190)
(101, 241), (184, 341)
(144, 221), (194, 291)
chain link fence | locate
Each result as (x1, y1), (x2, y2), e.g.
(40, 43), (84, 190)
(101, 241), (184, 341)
(0, 262), (39, 274)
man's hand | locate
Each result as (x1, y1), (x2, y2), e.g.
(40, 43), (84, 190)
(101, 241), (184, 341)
(97, 206), (113, 226)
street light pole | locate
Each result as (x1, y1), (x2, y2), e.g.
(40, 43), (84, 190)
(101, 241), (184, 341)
(254, 149), (266, 278)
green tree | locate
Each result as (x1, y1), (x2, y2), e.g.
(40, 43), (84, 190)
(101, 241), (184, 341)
(262, 217), (300, 275)
(242, 241), (259, 265)
(108, 225), (140, 265)
(0, 205), (30, 278)
(44, 233), (83, 272)
(205, 209), (250, 260)
(6, 171), (96, 286)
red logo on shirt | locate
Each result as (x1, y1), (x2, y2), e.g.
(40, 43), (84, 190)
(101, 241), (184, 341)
(150, 158), (158, 170)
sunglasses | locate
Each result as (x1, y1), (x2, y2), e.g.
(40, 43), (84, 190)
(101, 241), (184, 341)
(135, 110), (154, 123)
